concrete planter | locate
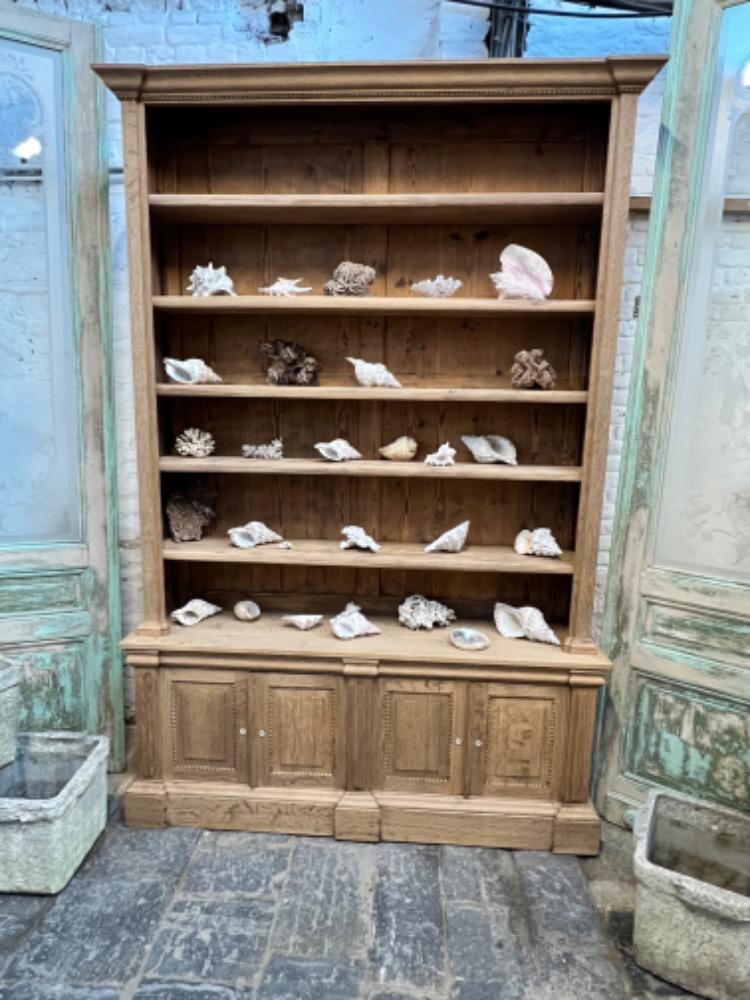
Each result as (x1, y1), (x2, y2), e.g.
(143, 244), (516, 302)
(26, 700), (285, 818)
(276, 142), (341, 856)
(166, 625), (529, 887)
(633, 789), (750, 1000)
(0, 656), (22, 769)
(0, 732), (109, 894)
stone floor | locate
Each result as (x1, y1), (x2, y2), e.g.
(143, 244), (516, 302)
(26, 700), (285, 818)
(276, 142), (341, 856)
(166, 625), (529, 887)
(0, 790), (699, 1000)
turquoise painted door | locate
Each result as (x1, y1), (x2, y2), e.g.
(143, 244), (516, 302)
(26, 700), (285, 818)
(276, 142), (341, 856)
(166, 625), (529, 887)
(0, 3), (123, 768)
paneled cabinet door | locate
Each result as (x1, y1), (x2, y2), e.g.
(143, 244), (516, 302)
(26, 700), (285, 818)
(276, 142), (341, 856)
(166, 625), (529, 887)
(375, 679), (466, 795)
(467, 683), (568, 800)
(165, 670), (248, 783)
(250, 674), (344, 788)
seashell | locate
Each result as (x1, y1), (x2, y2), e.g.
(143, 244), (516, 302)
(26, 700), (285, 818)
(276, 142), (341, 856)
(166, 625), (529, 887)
(513, 528), (562, 559)
(425, 520), (470, 554)
(493, 603), (560, 645)
(277, 541), (293, 549)
(424, 442), (456, 467)
(242, 438), (283, 460)
(398, 594), (456, 631)
(450, 627), (490, 651)
(346, 357), (401, 389)
(186, 262), (237, 297)
(283, 614), (324, 630)
(461, 434), (517, 466)
(258, 277), (312, 296)
(379, 436), (418, 461)
(228, 521), (283, 549)
(510, 349), (557, 390)
(233, 600), (261, 622)
(164, 357), (222, 385)
(340, 525), (380, 552)
(175, 428), (216, 458)
(329, 602), (381, 641)
(324, 261), (376, 296)
(410, 275), (463, 298)
(171, 598), (222, 627)
(489, 244), (553, 301)
(315, 438), (362, 462)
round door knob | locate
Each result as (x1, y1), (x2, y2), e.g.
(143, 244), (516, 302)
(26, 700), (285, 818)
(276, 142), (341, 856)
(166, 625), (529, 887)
(474, 739), (483, 748)
(455, 737), (463, 746)
(258, 729), (267, 738)
(238, 727), (247, 736)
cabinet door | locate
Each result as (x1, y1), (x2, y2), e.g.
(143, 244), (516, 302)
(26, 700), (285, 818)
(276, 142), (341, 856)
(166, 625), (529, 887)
(165, 670), (248, 783)
(468, 683), (567, 800)
(375, 679), (466, 795)
(251, 674), (344, 788)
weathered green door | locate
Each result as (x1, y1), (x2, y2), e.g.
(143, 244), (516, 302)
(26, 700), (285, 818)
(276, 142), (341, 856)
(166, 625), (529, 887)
(598, 0), (750, 823)
(0, 3), (123, 768)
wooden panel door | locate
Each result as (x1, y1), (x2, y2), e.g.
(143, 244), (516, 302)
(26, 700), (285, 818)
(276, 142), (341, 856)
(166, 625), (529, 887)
(467, 683), (568, 800)
(165, 669), (248, 783)
(375, 679), (466, 795)
(251, 673), (344, 788)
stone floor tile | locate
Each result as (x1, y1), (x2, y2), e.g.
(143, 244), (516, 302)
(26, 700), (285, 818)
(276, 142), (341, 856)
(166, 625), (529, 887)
(78, 823), (201, 883)
(0, 986), (121, 1000)
(133, 984), (252, 1000)
(255, 954), (365, 1000)
(440, 847), (483, 903)
(514, 851), (608, 947)
(525, 945), (629, 1000)
(143, 896), (274, 986)
(5, 876), (173, 985)
(453, 981), (524, 1000)
(0, 896), (53, 970)
(182, 835), (291, 897)
(445, 903), (526, 988)
(271, 840), (371, 961)
(369, 844), (446, 992)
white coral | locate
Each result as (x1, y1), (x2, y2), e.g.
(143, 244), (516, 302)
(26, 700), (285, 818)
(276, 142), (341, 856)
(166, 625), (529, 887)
(175, 428), (215, 458)
(398, 594), (456, 630)
(241, 438), (284, 460)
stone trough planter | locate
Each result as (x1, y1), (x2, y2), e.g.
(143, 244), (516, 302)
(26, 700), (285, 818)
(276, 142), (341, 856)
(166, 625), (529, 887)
(633, 789), (750, 1000)
(0, 656), (22, 768)
(0, 732), (109, 894)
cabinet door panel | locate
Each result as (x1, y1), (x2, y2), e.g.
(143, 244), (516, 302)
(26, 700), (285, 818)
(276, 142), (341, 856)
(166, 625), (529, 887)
(252, 674), (343, 788)
(166, 670), (248, 782)
(375, 679), (466, 794)
(469, 683), (567, 800)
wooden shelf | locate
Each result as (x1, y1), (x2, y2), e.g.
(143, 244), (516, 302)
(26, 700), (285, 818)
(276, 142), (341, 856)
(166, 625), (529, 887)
(156, 383), (588, 404)
(159, 456), (583, 482)
(162, 537), (575, 575)
(149, 192), (605, 225)
(153, 295), (596, 318)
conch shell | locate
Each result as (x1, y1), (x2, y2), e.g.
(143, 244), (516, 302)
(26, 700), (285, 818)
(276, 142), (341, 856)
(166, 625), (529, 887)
(315, 439), (362, 462)
(424, 443), (456, 467)
(228, 521), (283, 548)
(164, 357), (222, 385)
(379, 436), (418, 461)
(171, 599), (222, 627)
(233, 600), (261, 621)
(514, 528), (562, 559)
(410, 275), (462, 298)
(490, 244), (553, 301)
(283, 614), (323, 630)
(346, 357), (401, 389)
(340, 525), (380, 552)
(258, 277), (312, 296)
(450, 627), (490, 651)
(461, 435), (517, 466)
(425, 520), (469, 554)
(186, 262), (236, 297)
(493, 603), (560, 645)
(329, 602), (381, 640)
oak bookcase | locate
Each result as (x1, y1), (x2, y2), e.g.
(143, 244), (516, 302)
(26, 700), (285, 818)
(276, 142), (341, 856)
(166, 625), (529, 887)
(97, 58), (664, 853)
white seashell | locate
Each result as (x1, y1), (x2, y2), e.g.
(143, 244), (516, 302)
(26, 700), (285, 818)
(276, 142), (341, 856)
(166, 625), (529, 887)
(493, 603), (560, 645)
(346, 357), (402, 389)
(171, 599), (222, 627)
(513, 528), (562, 559)
(186, 262), (237, 298)
(379, 436), (418, 461)
(425, 520), (470, 554)
(258, 277), (312, 296)
(315, 438), (362, 462)
(329, 602), (381, 640)
(490, 244), (553, 301)
(450, 627), (490, 651)
(461, 434), (517, 466)
(174, 427), (216, 458)
(164, 357), (222, 385)
(241, 438), (283, 460)
(233, 600), (261, 621)
(228, 521), (283, 549)
(410, 275), (463, 298)
(398, 594), (456, 631)
(424, 442), (456, 467)
(277, 541), (293, 549)
(340, 525), (380, 552)
(283, 614), (324, 630)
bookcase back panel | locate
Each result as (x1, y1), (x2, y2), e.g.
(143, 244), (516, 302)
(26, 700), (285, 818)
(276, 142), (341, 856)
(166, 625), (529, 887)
(154, 222), (600, 299)
(147, 103), (610, 194)
(156, 314), (592, 389)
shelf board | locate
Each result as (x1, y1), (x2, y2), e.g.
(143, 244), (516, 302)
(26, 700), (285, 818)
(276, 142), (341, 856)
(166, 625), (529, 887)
(148, 192), (605, 225)
(156, 383), (588, 404)
(153, 295), (596, 318)
(162, 537), (575, 575)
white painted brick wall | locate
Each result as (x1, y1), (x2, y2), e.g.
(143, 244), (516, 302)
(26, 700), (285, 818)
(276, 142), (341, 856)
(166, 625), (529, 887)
(11, 0), (671, 713)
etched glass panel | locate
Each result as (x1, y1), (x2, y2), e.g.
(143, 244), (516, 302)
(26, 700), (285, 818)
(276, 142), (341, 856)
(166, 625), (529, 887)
(0, 38), (80, 544)
(655, 5), (750, 583)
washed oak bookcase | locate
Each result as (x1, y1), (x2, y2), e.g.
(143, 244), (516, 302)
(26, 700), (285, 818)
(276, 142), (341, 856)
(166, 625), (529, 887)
(97, 58), (665, 853)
